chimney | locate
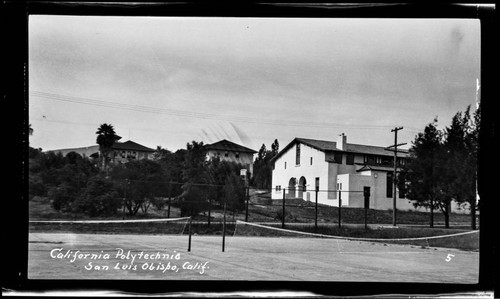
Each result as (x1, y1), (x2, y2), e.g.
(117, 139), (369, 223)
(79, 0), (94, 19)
(337, 133), (347, 151)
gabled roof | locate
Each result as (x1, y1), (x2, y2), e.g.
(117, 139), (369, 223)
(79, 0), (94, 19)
(112, 140), (155, 152)
(204, 139), (257, 154)
(272, 137), (409, 163)
(295, 138), (338, 151)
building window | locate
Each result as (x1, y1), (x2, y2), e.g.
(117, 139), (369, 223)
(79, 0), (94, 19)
(346, 153), (354, 165)
(386, 172), (393, 198)
(296, 143), (301, 165)
(398, 157), (407, 166)
(284, 162), (287, 169)
(364, 155), (375, 165)
(334, 152), (342, 164)
(224, 151), (229, 157)
(376, 156), (382, 164)
(121, 151), (126, 158)
(235, 152), (240, 159)
(275, 185), (282, 191)
(310, 157), (313, 165)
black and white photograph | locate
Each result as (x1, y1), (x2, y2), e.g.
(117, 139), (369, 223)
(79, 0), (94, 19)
(5, 2), (495, 297)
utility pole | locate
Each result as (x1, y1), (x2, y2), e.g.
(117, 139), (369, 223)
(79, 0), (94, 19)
(385, 127), (407, 227)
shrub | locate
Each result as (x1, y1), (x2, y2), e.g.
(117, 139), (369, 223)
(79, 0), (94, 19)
(29, 175), (47, 200)
(48, 184), (75, 211)
(72, 177), (120, 217)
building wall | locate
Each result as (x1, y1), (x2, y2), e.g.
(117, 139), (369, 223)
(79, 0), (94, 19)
(343, 170), (417, 211)
(271, 142), (472, 214)
(206, 149), (255, 175)
(110, 149), (153, 164)
(51, 146), (100, 159)
(271, 143), (330, 204)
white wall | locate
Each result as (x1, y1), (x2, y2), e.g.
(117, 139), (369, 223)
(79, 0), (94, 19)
(272, 144), (472, 214)
(271, 143), (330, 204)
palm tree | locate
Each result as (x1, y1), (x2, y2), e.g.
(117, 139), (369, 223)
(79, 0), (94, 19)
(96, 123), (121, 176)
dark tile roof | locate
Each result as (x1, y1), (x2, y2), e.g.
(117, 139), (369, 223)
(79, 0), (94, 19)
(346, 143), (408, 157)
(112, 140), (155, 152)
(295, 138), (338, 151)
(272, 137), (409, 163)
(204, 139), (257, 154)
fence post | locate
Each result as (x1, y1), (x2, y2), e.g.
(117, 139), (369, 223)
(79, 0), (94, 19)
(167, 181), (172, 218)
(122, 179), (128, 220)
(338, 190), (342, 228)
(208, 196), (211, 227)
(222, 201), (227, 252)
(315, 187), (319, 232)
(282, 188), (286, 228)
(245, 187), (249, 222)
(187, 217), (192, 252)
(364, 187), (370, 231)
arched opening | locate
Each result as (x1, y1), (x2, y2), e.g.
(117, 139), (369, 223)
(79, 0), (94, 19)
(298, 176), (307, 199)
(288, 177), (296, 199)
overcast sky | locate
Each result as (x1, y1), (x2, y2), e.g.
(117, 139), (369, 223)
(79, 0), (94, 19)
(28, 16), (480, 153)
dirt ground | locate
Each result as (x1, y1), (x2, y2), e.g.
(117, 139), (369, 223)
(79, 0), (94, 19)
(28, 232), (479, 283)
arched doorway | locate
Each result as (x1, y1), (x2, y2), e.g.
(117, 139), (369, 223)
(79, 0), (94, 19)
(288, 177), (296, 199)
(298, 176), (307, 199)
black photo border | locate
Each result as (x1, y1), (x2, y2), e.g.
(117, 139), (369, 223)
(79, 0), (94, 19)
(3, 1), (496, 297)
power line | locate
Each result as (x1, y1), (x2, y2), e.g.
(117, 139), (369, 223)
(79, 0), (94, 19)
(30, 90), (421, 131)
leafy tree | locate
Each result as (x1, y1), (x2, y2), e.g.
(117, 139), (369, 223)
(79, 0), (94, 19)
(96, 123), (121, 175)
(252, 140), (279, 189)
(48, 183), (74, 212)
(400, 119), (443, 227)
(153, 146), (171, 161)
(206, 158), (243, 207)
(179, 184), (208, 217)
(39, 152), (99, 211)
(403, 106), (480, 229)
(72, 176), (120, 217)
(271, 139), (279, 156)
(442, 106), (479, 229)
(178, 141), (208, 217)
(223, 172), (246, 217)
(111, 159), (167, 215)
(182, 141), (208, 184)
(158, 149), (186, 199)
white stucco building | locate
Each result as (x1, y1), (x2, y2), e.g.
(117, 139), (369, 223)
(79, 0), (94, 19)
(204, 139), (257, 177)
(271, 134), (422, 211)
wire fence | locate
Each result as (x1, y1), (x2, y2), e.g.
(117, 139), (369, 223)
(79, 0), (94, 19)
(107, 179), (371, 232)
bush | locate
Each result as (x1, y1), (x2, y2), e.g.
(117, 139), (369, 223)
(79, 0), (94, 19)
(72, 177), (121, 217)
(48, 184), (75, 211)
(29, 175), (47, 200)
(150, 197), (167, 210)
(179, 185), (207, 217)
(274, 209), (294, 222)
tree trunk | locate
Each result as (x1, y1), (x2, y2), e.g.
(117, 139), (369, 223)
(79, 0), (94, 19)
(444, 201), (450, 228)
(430, 197), (434, 228)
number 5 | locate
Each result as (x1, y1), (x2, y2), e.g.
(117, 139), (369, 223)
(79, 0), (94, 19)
(445, 254), (455, 262)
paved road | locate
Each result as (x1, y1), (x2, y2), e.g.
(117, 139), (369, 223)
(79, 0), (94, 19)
(28, 233), (479, 282)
